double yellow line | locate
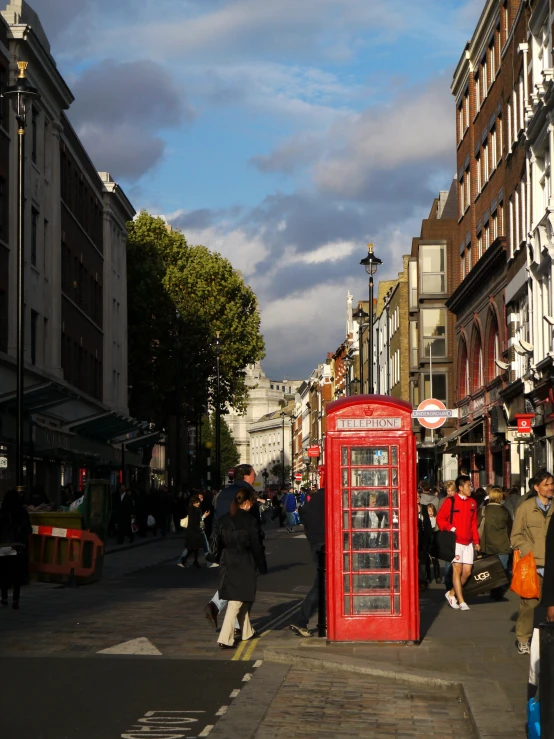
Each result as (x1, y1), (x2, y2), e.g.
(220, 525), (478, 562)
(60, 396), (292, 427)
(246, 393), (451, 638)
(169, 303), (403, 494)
(231, 601), (301, 661)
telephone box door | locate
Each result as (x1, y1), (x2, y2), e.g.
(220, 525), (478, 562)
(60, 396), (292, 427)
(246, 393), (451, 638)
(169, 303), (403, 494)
(326, 396), (419, 642)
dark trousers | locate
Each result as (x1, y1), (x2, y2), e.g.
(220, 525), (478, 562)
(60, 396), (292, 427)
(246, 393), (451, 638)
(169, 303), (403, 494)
(0, 555), (22, 602)
(297, 543), (324, 628)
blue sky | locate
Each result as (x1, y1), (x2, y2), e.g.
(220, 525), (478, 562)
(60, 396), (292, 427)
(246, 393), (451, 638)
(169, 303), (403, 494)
(30, 0), (483, 380)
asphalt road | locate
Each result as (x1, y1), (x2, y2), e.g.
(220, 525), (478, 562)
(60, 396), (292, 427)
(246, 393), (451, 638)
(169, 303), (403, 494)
(3, 657), (255, 739)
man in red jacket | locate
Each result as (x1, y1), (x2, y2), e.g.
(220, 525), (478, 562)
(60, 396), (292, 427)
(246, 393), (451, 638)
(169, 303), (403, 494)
(437, 475), (480, 611)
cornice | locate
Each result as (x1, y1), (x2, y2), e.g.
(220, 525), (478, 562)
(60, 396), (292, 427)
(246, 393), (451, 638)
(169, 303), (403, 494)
(446, 237), (506, 314)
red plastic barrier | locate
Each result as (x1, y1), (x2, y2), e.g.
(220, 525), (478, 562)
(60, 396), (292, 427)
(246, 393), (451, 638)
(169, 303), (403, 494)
(29, 526), (104, 584)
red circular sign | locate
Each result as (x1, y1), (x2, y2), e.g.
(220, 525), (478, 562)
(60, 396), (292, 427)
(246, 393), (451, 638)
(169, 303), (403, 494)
(417, 399), (447, 430)
(294, 472), (302, 481)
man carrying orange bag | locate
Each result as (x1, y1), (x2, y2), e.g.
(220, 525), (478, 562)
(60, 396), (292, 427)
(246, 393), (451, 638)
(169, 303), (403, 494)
(511, 470), (554, 655)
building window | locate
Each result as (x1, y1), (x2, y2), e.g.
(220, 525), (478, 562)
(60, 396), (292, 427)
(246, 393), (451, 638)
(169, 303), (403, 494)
(458, 103), (463, 142)
(465, 168), (471, 210)
(31, 106), (38, 165)
(461, 250), (466, 279)
(30, 310), (38, 365)
(31, 208), (38, 267)
(409, 260), (417, 309)
(421, 308), (446, 359)
(410, 380), (419, 408)
(476, 153), (481, 193)
(459, 340), (469, 399)
(423, 373), (447, 403)
(410, 321), (418, 368)
(489, 40), (496, 80)
(483, 139), (489, 182)
(43, 219), (49, 274)
(488, 316), (501, 380)
(419, 244), (446, 294)
(475, 71), (480, 111)
(477, 231), (483, 260)
(472, 330), (484, 391)
(491, 125), (497, 170)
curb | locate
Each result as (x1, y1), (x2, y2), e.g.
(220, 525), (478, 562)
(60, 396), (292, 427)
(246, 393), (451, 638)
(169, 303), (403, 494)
(263, 647), (523, 739)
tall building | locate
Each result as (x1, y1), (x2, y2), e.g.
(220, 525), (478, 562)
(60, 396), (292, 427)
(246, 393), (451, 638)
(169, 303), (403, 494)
(0, 2), (140, 499)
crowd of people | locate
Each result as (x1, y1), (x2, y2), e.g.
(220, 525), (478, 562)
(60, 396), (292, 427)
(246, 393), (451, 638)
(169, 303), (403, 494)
(418, 472), (554, 654)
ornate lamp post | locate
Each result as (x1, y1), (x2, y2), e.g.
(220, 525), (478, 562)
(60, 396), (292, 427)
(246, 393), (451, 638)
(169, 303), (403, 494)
(4, 62), (40, 493)
(360, 243), (382, 394)
(352, 306), (368, 393)
(214, 331), (222, 490)
(350, 377), (360, 395)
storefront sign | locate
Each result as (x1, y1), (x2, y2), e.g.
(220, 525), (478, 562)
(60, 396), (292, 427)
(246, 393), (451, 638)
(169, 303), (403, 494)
(516, 415), (534, 434)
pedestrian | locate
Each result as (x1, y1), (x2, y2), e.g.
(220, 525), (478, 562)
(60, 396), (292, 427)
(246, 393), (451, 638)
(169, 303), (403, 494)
(437, 479), (456, 511)
(417, 494), (433, 591)
(205, 464), (259, 629)
(543, 510), (554, 623)
(178, 494), (210, 568)
(503, 485), (523, 520)
(480, 486), (512, 573)
(115, 484), (135, 545)
(217, 488), (267, 649)
(510, 469), (554, 654)
(437, 475), (480, 611)
(0, 489), (32, 609)
(426, 504), (441, 583)
(289, 487), (325, 637)
(282, 487), (297, 533)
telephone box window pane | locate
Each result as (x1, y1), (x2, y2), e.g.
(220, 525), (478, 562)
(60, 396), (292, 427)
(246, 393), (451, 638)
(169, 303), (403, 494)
(341, 447), (348, 465)
(352, 489), (390, 508)
(344, 575), (350, 593)
(343, 532), (349, 549)
(392, 468), (398, 485)
(394, 574), (400, 591)
(353, 595), (391, 614)
(343, 554), (350, 571)
(353, 532), (390, 549)
(351, 468), (389, 487)
(344, 596), (351, 615)
(393, 533), (399, 549)
(343, 511), (350, 529)
(394, 595), (401, 614)
(393, 554), (399, 570)
(392, 511), (399, 529)
(342, 490), (349, 507)
(351, 447), (388, 465)
(353, 574), (391, 592)
(352, 511), (390, 529)
(342, 468), (348, 486)
(353, 553), (391, 570)
(391, 447), (398, 465)
(392, 490), (398, 506)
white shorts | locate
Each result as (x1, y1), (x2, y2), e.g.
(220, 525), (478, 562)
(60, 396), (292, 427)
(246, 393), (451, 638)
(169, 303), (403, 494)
(452, 543), (474, 565)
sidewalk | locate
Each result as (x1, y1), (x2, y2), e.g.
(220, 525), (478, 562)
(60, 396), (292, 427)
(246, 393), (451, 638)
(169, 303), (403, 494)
(258, 582), (529, 739)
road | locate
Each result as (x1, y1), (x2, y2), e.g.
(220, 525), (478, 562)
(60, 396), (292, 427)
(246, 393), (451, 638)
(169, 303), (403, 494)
(0, 525), (313, 739)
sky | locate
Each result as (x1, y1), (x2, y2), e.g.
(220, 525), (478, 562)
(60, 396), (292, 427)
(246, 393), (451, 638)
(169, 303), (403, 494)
(29, 0), (483, 380)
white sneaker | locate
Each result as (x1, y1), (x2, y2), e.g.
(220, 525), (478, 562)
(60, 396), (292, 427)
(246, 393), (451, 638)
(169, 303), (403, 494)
(459, 602), (470, 611)
(445, 592), (459, 609)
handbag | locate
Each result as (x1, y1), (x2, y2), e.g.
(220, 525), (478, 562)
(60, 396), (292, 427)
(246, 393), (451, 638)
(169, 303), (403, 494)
(180, 516), (188, 529)
(463, 553), (509, 596)
(431, 497), (456, 561)
(205, 522), (224, 564)
(511, 549), (541, 599)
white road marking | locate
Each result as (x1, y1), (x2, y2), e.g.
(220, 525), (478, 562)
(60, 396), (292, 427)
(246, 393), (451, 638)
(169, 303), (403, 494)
(242, 673), (252, 682)
(294, 534), (307, 538)
(253, 660), (263, 668)
(215, 706), (228, 716)
(99, 637), (161, 655)
(121, 710), (204, 738)
(198, 726), (214, 737)
(229, 689), (240, 698)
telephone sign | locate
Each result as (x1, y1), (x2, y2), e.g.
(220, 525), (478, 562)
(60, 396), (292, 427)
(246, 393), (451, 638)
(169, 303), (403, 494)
(325, 395), (419, 643)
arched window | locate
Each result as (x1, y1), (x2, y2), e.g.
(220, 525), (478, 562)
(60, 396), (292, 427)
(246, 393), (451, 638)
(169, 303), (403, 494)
(459, 339), (470, 399)
(472, 329), (484, 391)
(488, 315), (500, 381)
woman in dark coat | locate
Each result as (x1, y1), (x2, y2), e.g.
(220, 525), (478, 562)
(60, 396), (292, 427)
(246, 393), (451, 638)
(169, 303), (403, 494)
(178, 495), (210, 568)
(0, 489), (32, 609)
(481, 486), (512, 572)
(217, 489), (267, 649)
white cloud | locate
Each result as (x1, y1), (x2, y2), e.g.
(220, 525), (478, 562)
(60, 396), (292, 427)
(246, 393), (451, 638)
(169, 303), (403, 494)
(182, 225), (270, 279)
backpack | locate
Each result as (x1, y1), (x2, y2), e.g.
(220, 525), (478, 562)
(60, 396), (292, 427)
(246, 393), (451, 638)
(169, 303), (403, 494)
(285, 493), (297, 513)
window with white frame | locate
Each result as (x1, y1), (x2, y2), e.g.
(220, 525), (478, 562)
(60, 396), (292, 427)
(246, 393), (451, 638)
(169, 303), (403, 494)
(475, 72), (480, 110)
(484, 221), (490, 250)
(410, 321), (418, 368)
(477, 230), (483, 260)
(540, 148), (551, 213)
(458, 103), (464, 142)
(498, 114), (503, 157)
(465, 167), (471, 210)
(409, 260), (417, 309)
(459, 176), (464, 217)
(491, 210), (498, 241)
(481, 58), (487, 102)
(476, 152), (482, 192)
(489, 41), (496, 80)
(514, 187), (520, 248)
(521, 179), (526, 242)
(509, 196), (514, 257)
(491, 125), (497, 169)
(512, 88), (518, 142)
(518, 73), (524, 131)
(483, 139), (489, 182)
(507, 101), (512, 147)
(419, 243), (446, 294)
(421, 308), (446, 358)
(461, 249), (466, 280)
(464, 90), (470, 130)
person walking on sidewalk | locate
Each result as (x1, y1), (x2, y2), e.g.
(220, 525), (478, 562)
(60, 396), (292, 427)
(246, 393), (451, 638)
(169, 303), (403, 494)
(437, 475), (480, 611)
(510, 470), (554, 654)
(289, 487), (325, 638)
(178, 495), (211, 568)
(115, 484), (135, 545)
(480, 486), (512, 573)
(0, 489), (32, 609)
(282, 487), (297, 533)
(217, 489), (267, 649)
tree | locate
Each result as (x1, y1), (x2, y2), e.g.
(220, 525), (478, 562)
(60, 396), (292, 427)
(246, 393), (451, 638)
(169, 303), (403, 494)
(126, 212), (265, 426)
(270, 463), (291, 484)
(201, 414), (240, 484)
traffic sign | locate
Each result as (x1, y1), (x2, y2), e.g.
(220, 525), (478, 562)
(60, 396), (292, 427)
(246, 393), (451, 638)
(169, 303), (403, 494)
(295, 472), (302, 481)
(228, 468), (235, 477)
(411, 399), (457, 430)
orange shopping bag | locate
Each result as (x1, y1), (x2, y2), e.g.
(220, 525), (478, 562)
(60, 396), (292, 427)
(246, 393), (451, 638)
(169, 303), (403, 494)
(510, 550), (540, 599)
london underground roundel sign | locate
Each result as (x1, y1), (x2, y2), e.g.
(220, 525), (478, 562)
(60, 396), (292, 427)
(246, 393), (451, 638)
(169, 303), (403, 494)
(414, 399), (448, 430)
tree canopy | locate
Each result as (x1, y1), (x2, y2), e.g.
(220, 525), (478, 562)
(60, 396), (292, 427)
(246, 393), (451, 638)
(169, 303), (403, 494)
(200, 414), (240, 484)
(126, 212), (265, 428)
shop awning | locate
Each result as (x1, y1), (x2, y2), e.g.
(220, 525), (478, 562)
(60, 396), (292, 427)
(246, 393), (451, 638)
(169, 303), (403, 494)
(122, 431), (162, 451)
(67, 412), (141, 442)
(0, 382), (79, 413)
(440, 419), (485, 454)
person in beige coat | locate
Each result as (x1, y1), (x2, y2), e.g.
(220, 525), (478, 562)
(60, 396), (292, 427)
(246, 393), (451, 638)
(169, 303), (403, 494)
(510, 470), (554, 654)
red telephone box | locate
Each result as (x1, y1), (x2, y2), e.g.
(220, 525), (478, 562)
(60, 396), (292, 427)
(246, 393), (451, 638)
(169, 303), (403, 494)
(325, 395), (419, 642)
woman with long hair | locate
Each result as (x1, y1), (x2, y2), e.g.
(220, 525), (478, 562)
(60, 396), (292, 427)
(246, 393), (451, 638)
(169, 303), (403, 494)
(217, 489), (267, 649)
(178, 494), (210, 568)
(0, 489), (32, 609)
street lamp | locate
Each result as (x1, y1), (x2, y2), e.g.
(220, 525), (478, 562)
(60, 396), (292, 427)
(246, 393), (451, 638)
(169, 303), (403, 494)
(350, 377), (360, 395)
(280, 410), (286, 489)
(204, 440), (213, 491)
(360, 243), (382, 394)
(290, 414), (296, 486)
(352, 306), (368, 393)
(214, 331), (222, 491)
(4, 61), (40, 493)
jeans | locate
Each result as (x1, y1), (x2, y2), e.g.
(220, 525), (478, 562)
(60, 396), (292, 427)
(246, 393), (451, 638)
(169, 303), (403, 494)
(498, 553), (510, 572)
(296, 543), (324, 628)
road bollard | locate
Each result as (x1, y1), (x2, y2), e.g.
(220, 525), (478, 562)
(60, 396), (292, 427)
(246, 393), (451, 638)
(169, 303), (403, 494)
(317, 545), (326, 638)
(540, 622), (554, 738)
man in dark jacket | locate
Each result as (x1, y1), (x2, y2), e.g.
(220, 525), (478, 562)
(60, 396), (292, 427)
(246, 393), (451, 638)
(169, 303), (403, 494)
(205, 464), (259, 628)
(289, 487), (325, 637)
(543, 510), (554, 623)
(115, 484), (135, 544)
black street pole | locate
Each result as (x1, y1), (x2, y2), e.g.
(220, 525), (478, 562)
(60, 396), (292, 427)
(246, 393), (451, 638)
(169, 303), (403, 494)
(215, 332), (221, 491)
(290, 415), (294, 486)
(281, 411), (285, 488)
(360, 244), (382, 396)
(352, 306), (368, 394)
(5, 62), (40, 494)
